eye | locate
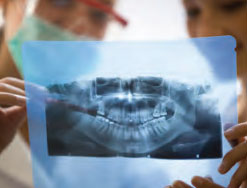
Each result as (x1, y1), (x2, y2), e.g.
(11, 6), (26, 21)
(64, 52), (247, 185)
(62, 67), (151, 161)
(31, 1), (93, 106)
(220, 1), (246, 12)
(50, 0), (74, 7)
(89, 9), (110, 25)
(186, 7), (201, 19)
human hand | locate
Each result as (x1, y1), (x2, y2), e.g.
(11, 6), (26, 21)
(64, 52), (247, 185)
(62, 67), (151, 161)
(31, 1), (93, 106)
(0, 77), (27, 153)
(219, 122), (247, 188)
(165, 176), (223, 188)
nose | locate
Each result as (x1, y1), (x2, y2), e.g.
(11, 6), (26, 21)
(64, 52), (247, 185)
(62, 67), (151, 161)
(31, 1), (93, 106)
(195, 13), (225, 37)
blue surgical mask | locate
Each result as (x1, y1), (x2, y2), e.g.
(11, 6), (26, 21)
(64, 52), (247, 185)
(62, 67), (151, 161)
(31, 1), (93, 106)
(8, 16), (90, 76)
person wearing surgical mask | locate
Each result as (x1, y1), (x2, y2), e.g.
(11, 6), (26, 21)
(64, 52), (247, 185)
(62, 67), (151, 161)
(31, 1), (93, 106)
(0, 0), (127, 152)
(166, 0), (247, 188)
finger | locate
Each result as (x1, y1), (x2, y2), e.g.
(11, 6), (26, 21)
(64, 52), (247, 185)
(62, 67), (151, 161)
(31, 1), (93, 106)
(240, 180), (247, 188)
(0, 77), (25, 90)
(0, 92), (26, 106)
(224, 123), (240, 147)
(4, 106), (27, 128)
(218, 140), (247, 174)
(0, 83), (25, 96)
(172, 180), (192, 188)
(204, 176), (213, 182)
(191, 176), (223, 188)
(228, 159), (247, 188)
(224, 122), (247, 140)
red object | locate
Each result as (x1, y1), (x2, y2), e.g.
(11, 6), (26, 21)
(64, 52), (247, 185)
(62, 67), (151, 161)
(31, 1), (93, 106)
(77, 0), (128, 27)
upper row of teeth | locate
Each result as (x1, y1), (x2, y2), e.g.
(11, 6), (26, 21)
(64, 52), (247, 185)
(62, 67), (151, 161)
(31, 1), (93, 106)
(97, 101), (172, 122)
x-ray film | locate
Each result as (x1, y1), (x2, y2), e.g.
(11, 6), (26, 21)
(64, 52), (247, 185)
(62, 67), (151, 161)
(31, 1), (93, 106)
(46, 77), (221, 159)
(22, 36), (238, 188)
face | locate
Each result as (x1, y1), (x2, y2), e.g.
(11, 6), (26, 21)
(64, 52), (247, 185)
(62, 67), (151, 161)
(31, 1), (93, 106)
(4, 0), (116, 41)
(183, 0), (247, 77)
(35, 0), (116, 39)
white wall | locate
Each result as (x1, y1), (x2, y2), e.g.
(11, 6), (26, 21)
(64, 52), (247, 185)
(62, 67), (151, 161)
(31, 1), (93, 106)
(105, 0), (188, 40)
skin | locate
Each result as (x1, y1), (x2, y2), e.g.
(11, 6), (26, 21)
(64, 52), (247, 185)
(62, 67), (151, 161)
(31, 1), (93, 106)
(183, 0), (247, 122)
(0, 0), (116, 150)
(0, 77), (26, 154)
(166, 121), (247, 188)
(166, 0), (247, 187)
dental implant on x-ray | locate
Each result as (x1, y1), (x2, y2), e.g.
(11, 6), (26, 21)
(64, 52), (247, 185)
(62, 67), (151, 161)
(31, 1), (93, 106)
(45, 77), (222, 159)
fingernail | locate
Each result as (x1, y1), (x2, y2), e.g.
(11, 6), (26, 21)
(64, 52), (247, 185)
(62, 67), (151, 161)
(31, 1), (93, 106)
(224, 123), (234, 131)
(172, 181), (184, 188)
(204, 175), (213, 181)
(16, 96), (26, 106)
(225, 128), (234, 136)
(218, 162), (226, 173)
(193, 177), (203, 186)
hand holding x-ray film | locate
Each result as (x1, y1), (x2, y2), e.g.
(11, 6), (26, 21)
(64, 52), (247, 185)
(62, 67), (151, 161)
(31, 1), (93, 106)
(22, 36), (238, 188)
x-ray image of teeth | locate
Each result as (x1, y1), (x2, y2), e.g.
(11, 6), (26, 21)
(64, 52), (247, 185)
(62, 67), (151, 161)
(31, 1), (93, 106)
(45, 76), (222, 159)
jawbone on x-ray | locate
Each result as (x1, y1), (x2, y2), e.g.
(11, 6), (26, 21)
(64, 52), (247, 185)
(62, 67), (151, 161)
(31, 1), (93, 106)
(46, 76), (222, 159)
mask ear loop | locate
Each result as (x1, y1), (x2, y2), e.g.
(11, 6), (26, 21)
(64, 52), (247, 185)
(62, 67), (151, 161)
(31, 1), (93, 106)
(76, 0), (128, 27)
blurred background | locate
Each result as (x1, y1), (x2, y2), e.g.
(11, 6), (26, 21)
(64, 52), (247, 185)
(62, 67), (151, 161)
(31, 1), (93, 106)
(0, 0), (187, 187)
(106, 0), (188, 40)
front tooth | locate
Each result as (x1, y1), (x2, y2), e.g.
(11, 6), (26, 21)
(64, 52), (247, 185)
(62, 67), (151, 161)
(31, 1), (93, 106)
(111, 123), (118, 137)
(160, 102), (168, 116)
(97, 102), (105, 115)
(124, 127), (131, 140)
(153, 104), (161, 117)
(130, 128), (140, 141)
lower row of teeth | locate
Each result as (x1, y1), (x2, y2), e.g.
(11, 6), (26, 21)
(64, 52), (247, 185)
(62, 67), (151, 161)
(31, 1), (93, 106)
(94, 116), (170, 141)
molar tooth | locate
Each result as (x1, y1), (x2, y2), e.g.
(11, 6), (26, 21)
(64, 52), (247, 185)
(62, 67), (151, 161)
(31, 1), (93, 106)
(97, 102), (105, 116)
(146, 124), (155, 136)
(138, 127), (148, 138)
(97, 120), (108, 133)
(111, 123), (118, 137)
(95, 120), (105, 132)
(144, 110), (150, 122)
(108, 111), (114, 120)
(148, 111), (153, 121)
(157, 118), (168, 131)
(160, 102), (168, 116)
(153, 104), (161, 117)
(153, 125), (161, 136)
(108, 109), (120, 122)
(139, 111), (145, 123)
